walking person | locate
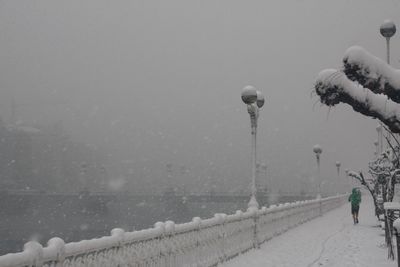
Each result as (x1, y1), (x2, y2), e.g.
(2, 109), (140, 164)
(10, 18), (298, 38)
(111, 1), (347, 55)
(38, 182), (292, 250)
(348, 188), (361, 224)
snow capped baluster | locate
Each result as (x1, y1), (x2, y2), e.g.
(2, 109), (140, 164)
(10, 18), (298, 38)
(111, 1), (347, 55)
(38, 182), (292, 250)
(43, 237), (65, 267)
(227, 210), (244, 256)
(24, 241), (44, 267)
(110, 228), (124, 266)
(173, 218), (201, 265)
(246, 207), (260, 249)
(189, 216), (202, 265)
(214, 213), (227, 263)
(197, 216), (222, 266)
(130, 223), (166, 266)
(223, 210), (254, 258)
(153, 221), (166, 265)
(257, 207), (272, 243)
(219, 213), (228, 262)
(164, 220), (176, 267)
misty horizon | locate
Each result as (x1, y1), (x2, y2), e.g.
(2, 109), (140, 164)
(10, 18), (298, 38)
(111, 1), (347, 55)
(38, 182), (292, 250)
(1, 0), (398, 195)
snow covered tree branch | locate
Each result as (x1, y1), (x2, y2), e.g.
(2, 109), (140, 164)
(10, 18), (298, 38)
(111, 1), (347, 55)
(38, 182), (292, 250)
(315, 69), (400, 133)
(343, 46), (400, 103)
(314, 46), (400, 133)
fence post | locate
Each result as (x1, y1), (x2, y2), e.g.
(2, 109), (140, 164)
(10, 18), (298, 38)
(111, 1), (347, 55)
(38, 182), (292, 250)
(192, 217), (202, 266)
(154, 222), (166, 266)
(111, 228), (125, 265)
(259, 207), (267, 243)
(248, 208), (260, 249)
(165, 220), (176, 267)
(214, 213), (227, 264)
(221, 214), (228, 262)
(23, 241), (43, 267)
(46, 237), (65, 266)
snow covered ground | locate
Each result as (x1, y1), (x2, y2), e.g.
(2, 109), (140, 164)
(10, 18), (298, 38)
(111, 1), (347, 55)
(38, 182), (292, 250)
(221, 194), (396, 267)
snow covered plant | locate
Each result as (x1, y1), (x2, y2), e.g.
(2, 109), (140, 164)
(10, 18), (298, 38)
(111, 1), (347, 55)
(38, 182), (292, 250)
(369, 148), (400, 206)
(347, 166), (394, 218)
(315, 46), (400, 133)
(347, 136), (400, 218)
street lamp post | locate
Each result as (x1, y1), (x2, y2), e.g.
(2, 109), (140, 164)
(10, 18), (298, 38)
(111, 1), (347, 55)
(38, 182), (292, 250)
(241, 85), (265, 210)
(380, 20), (396, 149)
(336, 161), (341, 193)
(335, 161), (341, 177)
(313, 145), (323, 199)
(380, 20), (396, 65)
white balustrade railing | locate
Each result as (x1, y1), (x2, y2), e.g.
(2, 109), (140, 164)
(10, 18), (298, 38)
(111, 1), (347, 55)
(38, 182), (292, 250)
(0, 194), (348, 267)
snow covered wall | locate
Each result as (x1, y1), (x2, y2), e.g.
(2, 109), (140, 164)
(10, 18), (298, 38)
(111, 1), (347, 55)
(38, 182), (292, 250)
(0, 195), (347, 267)
(315, 46), (400, 133)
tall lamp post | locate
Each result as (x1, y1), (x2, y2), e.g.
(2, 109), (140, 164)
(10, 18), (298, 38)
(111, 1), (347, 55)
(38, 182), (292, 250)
(336, 161), (341, 193)
(313, 145), (323, 199)
(241, 85), (265, 210)
(380, 20), (396, 65)
(380, 20), (396, 148)
(335, 161), (341, 177)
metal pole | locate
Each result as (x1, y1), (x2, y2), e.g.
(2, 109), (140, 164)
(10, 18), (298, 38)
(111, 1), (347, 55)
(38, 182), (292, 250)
(386, 37), (391, 64)
(248, 105), (259, 210)
(317, 155), (321, 198)
(380, 20), (395, 150)
(382, 128), (384, 153)
(252, 123), (257, 200)
(242, 86), (264, 211)
(313, 145), (322, 215)
(317, 155), (322, 215)
(386, 37), (392, 149)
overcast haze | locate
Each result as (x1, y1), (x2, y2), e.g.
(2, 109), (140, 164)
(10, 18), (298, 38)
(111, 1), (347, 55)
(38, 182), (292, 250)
(1, 0), (399, 194)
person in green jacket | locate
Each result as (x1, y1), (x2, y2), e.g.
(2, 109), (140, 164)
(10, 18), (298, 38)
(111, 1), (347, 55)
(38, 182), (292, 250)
(348, 188), (361, 224)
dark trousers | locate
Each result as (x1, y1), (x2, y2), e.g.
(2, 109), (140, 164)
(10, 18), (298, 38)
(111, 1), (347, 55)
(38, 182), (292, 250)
(351, 205), (359, 215)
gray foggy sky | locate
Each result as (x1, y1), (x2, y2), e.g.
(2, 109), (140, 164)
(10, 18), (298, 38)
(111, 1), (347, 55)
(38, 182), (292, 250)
(1, 0), (399, 194)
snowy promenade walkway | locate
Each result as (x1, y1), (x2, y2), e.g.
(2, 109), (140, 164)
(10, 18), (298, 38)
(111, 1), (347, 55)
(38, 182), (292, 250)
(221, 195), (395, 267)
